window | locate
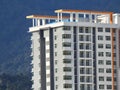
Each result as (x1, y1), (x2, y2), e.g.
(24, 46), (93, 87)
(54, 35), (57, 40)
(99, 76), (104, 81)
(106, 52), (111, 57)
(86, 76), (92, 82)
(86, 35), (91, 41)
(62, 34), (71, 39)
(98, 35), (103, 40)
(105, 28), (110, 32)
(114, 53), (116, 57)
(63, 42), (71, 47)
(86, 43), (91, 49)
(106, 60), (111, 65)
(106, 36), (111, 40)
(106, 44), (111, 49)
(79, 35), (84, 41)
(80, 84), (85, 90)
(107, 85), (112, 89)
(56, 85), (58, 89)
(86, 52), (91, 58)
(98, 28), (103, 32)
(55, 77), (58, 81)
(99, 68), (104, 73)
(86, 60), (92, 66)
(98, 44), (103, 48)
(54, 28), (56, 32)
(80, 68), (85, 74)
(98, 52), (104, 57)
(63, 75), (72, 80)
(79, 27), (84, 33)
(98, 60), (104, 65)
(113, 37), (116, 41)
(79, 43), (84, 49)
(106, 77), (112, 81)
(86, 68), (92, 74)
(54, 44), (57, 48)
(55, 68), (58, 73)
(63, 67), (72, 72)
(55, 52), (57, 56)
(80, 59), (85, 66)
(79, 51), (84, 58)
(63, 59), (71, 63)
(106, 68), (111, 73)
(63, 84), (72, 88)
(99, 85), (104, 89)
(85, 27), (91, 33)
(55, 60), (57, 64)
(87, 84), (92, 90)
(63, 26), (71, 30)
(80, 76), (85, 82)
(63, 51), (71, 55)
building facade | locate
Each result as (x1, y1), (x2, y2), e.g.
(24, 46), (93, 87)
(26, 9), (120, 90)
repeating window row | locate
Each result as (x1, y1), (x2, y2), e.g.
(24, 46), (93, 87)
(98, 52), (111, 57)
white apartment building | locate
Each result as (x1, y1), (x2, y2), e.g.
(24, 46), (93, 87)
(26, 9), (120, 90)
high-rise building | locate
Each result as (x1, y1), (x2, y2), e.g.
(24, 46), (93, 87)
(26, 9), (120, 90)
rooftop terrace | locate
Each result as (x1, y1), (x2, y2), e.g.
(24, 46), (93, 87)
(26, 9), (114, 27)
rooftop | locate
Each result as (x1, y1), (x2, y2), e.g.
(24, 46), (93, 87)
(26, 9), (114, 27)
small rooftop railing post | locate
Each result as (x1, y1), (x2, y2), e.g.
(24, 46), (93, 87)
(94, 14), (97, 23)
(37, 19), (40, 26)
(32, 19), (35, 27)
(42, 19), (46, 25)
(57, 13), (60, 22)
(75, 13), (79, 22)
(84, 14), (86, 22)
(60, 13), (63, 22)
(89, 14), (92, 23)
(70, 13), (73, 22)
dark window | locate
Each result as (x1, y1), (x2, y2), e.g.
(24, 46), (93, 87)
(62, 34), (71, 39)
(98, 28), (103, 32)
(63, 26), (71, 30)
(105, 28), (110, 32)
(63, 75), (72, 80)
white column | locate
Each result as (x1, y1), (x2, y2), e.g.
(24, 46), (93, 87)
(75, 13), (79, 22)
(32, 19), (35, 27)
(60, 13), (62, 22)
(42, 19), (46, 25)
(37, 19), (40, 26)
(35, 19), (37, 26)
(84, 14), (86, 22)
(57, 13), (60, 22)
(107, 14), (110, 24)
(48, 19), (50, 24)
(70, 13), (73, 22)
(89, 14), (92, 23)
(94, 14), (97, 23)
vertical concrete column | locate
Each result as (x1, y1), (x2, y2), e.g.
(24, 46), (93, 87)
(75, 13), (79, 22)
(94, 14), (97, 23)
(70, 13), (73, 22)
(84, 14), (86, 22)
(37, 19), (40, 26)
(89, 14), (92, 23)
(42, 19), (46, 25)
(60, 13), (62, 22)
(57, 13), (60, 22)
(32, 19), (35, 27)
(107, 14), (110, 24)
